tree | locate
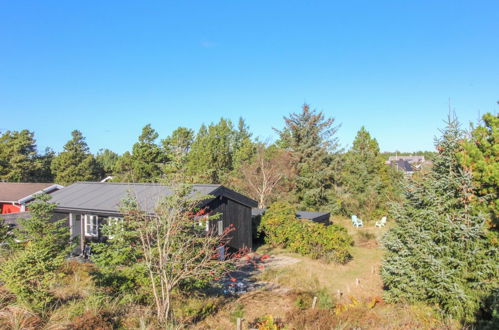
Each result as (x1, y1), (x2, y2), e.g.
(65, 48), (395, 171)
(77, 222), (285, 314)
(229, 144), (296, 208)
(161, 127), (194, 179)
(0, 194), (70, 313)
(231, 118), (256, 171)
(119, 182), (233, 323)
(458, 113), (498, 231)
(381, 116), (498, 323)
(275, 104), (341, 210)
(96, 148), (119, 178)
(340, 127), (402, 220)
(187, 119), (236, 183)
(113, 125), (168, 182)
(51, 130), (100, 185)
(0, 130), (44, 182)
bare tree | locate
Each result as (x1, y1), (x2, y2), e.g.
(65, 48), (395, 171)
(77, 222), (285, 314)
(120, 183), (233, 324)
(231, 144), (296, 208)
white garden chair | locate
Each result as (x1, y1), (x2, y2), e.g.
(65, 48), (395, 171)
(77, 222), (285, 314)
(375, 216), (387, 228)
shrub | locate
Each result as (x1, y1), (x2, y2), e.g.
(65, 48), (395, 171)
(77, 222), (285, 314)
(0, 242), (64, 313)
(259, 202), (353, 263)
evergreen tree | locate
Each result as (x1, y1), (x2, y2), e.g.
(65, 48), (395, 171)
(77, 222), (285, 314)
(341, 127), (401, 220)
(186, 119), (236, 183)
(51, 130), (100, 185)
(381, 116), (498, 323)
(0, 194), (70, 313)
(275, 104), (341, 210)
(96, 148), (119, 178)
(113, 125), (168, 182)
(232, 117), (256, 171)
(0, 129), (44, 182)
(458, 113), (498, 231)
(161, 127), (194, 179)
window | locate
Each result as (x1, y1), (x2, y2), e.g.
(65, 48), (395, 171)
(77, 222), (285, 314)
(217, 220), (224, 235)
(84, 215), (99, 237)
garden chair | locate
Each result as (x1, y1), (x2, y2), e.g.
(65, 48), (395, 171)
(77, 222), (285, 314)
(375, 216), (387, 228)
(351, 215), (363, 227)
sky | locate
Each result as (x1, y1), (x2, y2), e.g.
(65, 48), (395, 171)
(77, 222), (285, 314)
(0, 0), (498, 154)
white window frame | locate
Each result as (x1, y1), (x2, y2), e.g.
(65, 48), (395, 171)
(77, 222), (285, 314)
(196, 215), (210, 232)
(84, 215), (99, 237)
(217, 220), (224, 235)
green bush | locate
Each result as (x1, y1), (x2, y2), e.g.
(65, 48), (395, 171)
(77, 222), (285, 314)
(0, 242), (64, 313)
(259, 202), (353, 263)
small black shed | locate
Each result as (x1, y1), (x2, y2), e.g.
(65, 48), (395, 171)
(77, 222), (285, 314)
(49, 182), (257, 254)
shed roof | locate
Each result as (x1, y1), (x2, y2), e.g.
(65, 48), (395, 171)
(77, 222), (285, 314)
(251, 208), (330, 224)
(0, 183), (63, 203)
(49, 182), (257, 214)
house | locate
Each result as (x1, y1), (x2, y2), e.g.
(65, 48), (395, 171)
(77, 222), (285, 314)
(251, 208), (331, 242)
(0, 182), (64, 214)
(48, 182), (258, 254)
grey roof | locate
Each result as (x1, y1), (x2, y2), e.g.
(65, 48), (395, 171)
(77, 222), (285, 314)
(0, 183), (63, 202)
(392, 159), (413, 172)
(49, 182), (257, 215)
(251, 208), (330, 224)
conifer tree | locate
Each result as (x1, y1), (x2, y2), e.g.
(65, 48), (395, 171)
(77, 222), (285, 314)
(186, 119), (236, 183)
(0, 129), (45, 182)
(458, 113), (498, 231)
(51, 130), (100, 185)
(382, 116), (498, 322)
(113, 125), (168, 182)
(341, 127), (401, 220)
(275, 104), (341, 210)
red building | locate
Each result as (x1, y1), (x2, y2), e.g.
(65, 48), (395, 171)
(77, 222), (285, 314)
(0, 183), (64, 214)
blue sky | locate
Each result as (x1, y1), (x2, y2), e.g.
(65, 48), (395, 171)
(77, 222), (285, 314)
(0, 1), (498, 154)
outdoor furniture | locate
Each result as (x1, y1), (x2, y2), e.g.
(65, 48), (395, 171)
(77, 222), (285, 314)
(351, 215), (363, 227)
(375, 216), (387, 228)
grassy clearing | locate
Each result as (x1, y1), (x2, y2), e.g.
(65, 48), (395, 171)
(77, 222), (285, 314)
(197, 216), (459, 329)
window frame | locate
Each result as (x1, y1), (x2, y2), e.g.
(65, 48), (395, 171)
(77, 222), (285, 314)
(84, 214), (99, 237)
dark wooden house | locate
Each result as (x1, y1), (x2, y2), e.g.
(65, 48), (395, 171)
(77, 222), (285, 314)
(48, 182), (257, 254)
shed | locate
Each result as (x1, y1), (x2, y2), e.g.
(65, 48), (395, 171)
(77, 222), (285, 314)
(0, 183), (63, 214)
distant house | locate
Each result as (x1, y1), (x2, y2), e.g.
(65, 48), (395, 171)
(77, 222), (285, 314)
(0, 183), (64, 214)
(386, 155), (432, 174)
(48, 182), (257, 254)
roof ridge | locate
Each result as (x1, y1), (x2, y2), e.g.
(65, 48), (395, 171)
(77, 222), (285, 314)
(74, 181), (221, 187)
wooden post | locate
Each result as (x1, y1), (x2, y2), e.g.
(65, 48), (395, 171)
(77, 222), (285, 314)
(356, 278), (360, 286)
(337, 289), (342, 300)
(236, 317), (242, 330)
(312, 296), (318, 309)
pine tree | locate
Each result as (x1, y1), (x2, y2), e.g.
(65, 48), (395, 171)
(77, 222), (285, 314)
(161, 127), (194, 179)
(275, 104), (341, 210)
(51, 130), (100, 185)
(95, 148), (119, 177)
(0, 129), (44, 182)
(186, 119), (236, 183)
(381, 116), (498, 323)
(341, 127), (401, 220)
(0, 194), (70, 313)
(458, 113), (498, 231)
(113, 125), (168, 182)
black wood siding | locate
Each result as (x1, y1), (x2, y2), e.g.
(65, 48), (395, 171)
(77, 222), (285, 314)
(209, 196), (252, 250)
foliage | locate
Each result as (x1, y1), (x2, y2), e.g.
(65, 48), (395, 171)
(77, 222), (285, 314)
(95, 148), (119, 177)
(229, 144), (296, 208)
(458, 113), (498, 231)
(382, 116), (498, 323)
(90, 217), (150, 303)
(259, 202), (353, 263)
(115, 182), (234, 324)
(0, 129), (51, 182)
(340, 127), (403, 220)
(187, 119), (244, 183)
(161, 127), (194, 179)
(275, 104), (341, 211)
(51, 130), (100, 185)
(0, 194), (69, 314)
(113, 124), (168, 182)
